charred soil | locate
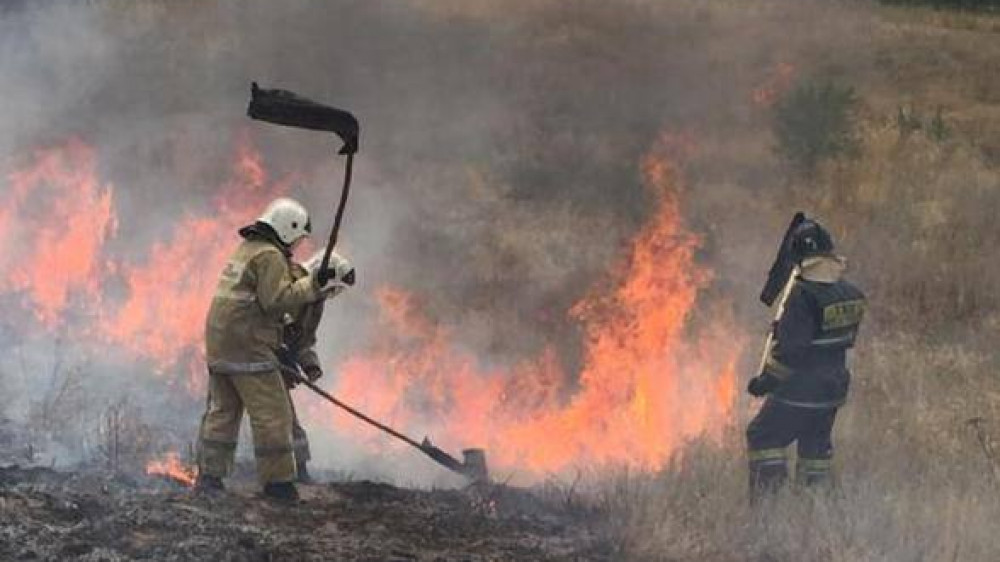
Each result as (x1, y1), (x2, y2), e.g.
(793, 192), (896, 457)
(0, 465), (610, 562)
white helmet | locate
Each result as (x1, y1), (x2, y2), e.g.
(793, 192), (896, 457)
(257, 197), (311, 245)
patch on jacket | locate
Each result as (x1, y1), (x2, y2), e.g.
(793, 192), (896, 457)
(821, 299), (865, 331)
(220, 260), (245, 282)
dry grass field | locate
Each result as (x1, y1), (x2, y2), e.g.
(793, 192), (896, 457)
(2, 2), (1000, 560)
(590, 4), (1000, 560)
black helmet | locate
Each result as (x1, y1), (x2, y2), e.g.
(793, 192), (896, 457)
(760, 213), (837, 305)
(789, 219), (835, 261)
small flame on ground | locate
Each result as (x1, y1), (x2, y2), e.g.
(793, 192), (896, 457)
(145, 451), (197, 487)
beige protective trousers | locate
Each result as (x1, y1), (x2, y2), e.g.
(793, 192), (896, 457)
(197, 370), (296, 485)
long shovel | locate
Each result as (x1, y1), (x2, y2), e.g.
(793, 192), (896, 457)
(280, 363), (488, 482)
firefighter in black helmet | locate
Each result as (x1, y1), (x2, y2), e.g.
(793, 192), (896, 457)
(746, 216), (866, 498)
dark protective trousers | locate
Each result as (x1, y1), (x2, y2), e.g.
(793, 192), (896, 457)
(746, 399), (838, 496)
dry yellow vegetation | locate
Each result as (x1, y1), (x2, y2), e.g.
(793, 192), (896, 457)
(591, 4), (1000, 560)
(3, 1), (999, 558)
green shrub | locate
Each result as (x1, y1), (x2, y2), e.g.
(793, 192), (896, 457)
(897, 105), (951, 141)
(773, 80), (860, 175)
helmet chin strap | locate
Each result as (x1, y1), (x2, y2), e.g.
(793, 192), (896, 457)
(238, 222), (296, 256)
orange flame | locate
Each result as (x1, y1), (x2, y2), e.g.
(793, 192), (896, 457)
(0, 139), (116, 326)
(99, 137), (281, 390)
(326, 133), (741, 476)
(0, 136), (287, 390)
(1, 132), (741, 478)
(145, 451), (197, 486)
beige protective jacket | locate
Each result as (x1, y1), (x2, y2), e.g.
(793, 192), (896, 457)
(205, 235), (322, 375)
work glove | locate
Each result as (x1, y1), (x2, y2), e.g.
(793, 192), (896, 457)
(282, 369), (300, 389)
(305, 250), (355, 296)
(747, 373), (780, 397)
(303, 365), (323, 383)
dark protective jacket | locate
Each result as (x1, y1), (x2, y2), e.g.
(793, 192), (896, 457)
(763, 257), (865, 408)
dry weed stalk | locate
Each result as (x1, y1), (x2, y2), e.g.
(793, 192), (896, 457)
(27, 353), (87, 438)
(965, 417), (1000, 486)
(97, 398), (155, 473)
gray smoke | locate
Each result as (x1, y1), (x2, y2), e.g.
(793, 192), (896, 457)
(0, 0), (868, 477)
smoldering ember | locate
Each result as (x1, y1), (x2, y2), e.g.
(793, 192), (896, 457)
(2, 1), (1000, 561)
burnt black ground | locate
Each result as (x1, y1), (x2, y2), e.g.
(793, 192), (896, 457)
(0, 465), (612, 561)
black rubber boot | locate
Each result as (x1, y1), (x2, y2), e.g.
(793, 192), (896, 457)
(748, 461), (788, 504)
(296, 461), (314, 484)
(194, 474), (225, 495)
(262, 481), (300, 503)
(796, 457), (833, 488)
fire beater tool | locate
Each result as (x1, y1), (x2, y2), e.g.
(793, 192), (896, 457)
(280, 362), (489, 482)
(247, 82), (359, 285)
(759, 212), (805, 307)
(756, 212), (805, 376)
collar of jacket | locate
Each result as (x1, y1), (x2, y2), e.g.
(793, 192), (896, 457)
(799, 255), (847, 283)
(238, 222), (292, 258)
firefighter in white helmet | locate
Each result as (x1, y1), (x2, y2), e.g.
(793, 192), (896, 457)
(194, 197), (351, 502)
